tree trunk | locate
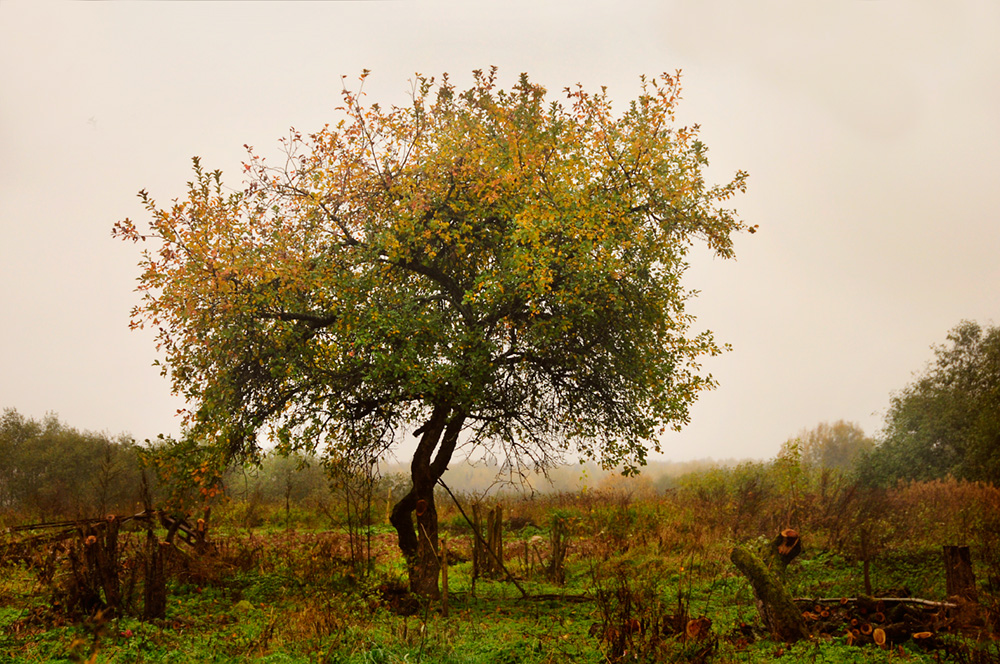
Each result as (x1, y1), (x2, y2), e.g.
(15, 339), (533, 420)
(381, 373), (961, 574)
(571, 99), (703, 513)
(731, 545), (810, 642)
(389, 404), (465, 598)
(389, 476), (441, 598)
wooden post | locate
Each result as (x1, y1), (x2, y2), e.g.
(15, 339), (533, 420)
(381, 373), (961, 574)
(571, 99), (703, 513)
(194, 508), (211, 555)
(98, 517), (122, 613)
(435, 480), (529, 600)
(859, 526), (874, 596)
(440, 537), (449, 617)
(548, 516), (568, 584)
(943, 546), (978, 601)
(386, 487), (392, 525)
(143, 529), (167, 620)
(486, 504), (503, 578)
(471, 503), (483, 582)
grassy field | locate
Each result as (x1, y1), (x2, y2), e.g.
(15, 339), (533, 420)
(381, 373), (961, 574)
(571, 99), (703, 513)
(2, 475), (999, 663)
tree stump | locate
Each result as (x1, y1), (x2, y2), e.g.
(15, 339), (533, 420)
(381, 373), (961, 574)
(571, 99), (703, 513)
(943, 546), (978, 602)
(769, 529), (802, 573)
(731, 545), (809, 642)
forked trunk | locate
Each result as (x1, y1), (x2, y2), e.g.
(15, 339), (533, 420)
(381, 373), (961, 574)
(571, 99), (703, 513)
(390, 476), (442, 598)
(388, 403), (464, 598)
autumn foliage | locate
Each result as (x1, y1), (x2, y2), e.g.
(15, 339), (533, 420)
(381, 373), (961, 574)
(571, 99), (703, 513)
(114, 69), (750, 595)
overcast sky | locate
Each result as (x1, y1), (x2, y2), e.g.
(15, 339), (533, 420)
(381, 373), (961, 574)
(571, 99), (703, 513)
(1, 1), (997, 464)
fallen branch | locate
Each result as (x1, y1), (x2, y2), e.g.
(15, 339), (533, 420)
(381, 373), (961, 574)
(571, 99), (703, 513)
(6, 510), (156, 533)
(794, 596), (959, 609)
(524, 593), (592, 603)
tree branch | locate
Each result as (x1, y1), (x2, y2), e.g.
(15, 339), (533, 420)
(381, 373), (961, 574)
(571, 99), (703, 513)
(255, 310), (338, 329)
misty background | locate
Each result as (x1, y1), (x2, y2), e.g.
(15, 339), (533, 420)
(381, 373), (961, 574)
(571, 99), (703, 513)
(1, 1), (997, 465)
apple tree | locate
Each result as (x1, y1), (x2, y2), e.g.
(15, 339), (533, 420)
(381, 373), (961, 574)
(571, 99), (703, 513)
(115, 69), (751, 596)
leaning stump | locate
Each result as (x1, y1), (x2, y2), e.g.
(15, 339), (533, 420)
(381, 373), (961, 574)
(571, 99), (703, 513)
(731, 544), (809, 642)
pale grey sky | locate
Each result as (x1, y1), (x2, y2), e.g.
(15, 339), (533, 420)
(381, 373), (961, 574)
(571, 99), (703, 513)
(1, 1), (997, 462)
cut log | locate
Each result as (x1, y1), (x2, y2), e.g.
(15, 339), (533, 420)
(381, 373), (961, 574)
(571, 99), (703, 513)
(731, 545), (810, 642)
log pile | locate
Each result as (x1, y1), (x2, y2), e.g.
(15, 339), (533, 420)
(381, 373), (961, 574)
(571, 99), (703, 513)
(792, 595), (983, 649)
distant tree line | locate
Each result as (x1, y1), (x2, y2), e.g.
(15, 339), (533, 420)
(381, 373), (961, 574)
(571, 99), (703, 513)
(0, 409), (141, 520)
(0, 412), (336, 524)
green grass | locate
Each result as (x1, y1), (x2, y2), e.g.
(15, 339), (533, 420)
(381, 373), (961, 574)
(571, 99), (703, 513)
(0, 556), (974, 663)
(3, 488), (998, 664)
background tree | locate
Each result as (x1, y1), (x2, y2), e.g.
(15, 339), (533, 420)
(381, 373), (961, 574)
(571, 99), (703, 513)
(782, 420), (874, 472)
(139, 433), (228, 517)
(114, 69), (751, 596)
(256, 451), (328, 526)
(864, 320), (1000, 485)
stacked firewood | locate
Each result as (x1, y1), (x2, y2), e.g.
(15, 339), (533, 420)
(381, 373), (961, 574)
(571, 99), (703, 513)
(792, 595), (979, 649)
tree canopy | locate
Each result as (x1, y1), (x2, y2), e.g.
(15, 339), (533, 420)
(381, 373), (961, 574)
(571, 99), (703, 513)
(115, 69), (751, 594)
(865, 320), (1000, 485)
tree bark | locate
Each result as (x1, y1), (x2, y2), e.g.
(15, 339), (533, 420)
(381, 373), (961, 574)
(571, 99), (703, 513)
(389, 404), (464, 598)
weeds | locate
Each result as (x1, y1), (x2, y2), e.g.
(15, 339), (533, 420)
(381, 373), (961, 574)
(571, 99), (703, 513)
(3, 476), (998, 663)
